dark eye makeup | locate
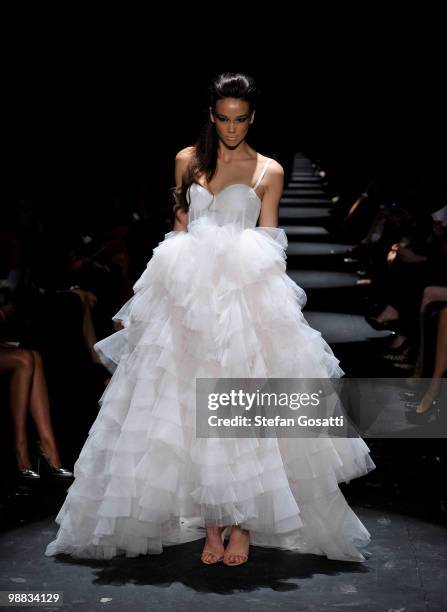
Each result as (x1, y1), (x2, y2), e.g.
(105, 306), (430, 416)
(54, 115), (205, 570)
(216, 115), (249, 123)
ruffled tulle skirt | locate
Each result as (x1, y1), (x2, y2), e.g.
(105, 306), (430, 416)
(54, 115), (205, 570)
(45, 218), (376, 562)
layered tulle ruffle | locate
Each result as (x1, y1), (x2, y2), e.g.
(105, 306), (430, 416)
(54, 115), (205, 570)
(45, 218), (375, 562)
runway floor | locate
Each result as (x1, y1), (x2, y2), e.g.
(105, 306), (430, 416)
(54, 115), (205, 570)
(1, 500), (446, 612)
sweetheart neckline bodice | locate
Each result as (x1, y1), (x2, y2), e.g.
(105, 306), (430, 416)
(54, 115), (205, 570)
(189, 182), (262, 203)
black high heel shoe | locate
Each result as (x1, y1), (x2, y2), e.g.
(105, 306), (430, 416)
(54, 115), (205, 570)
(36, 442), (73, 479)
(17, 466), (40, 480)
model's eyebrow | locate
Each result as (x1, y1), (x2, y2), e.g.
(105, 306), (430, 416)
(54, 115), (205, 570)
(216, 113), (249, 118)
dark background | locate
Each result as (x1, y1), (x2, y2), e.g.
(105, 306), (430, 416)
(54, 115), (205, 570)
(5, 11), (446, 233)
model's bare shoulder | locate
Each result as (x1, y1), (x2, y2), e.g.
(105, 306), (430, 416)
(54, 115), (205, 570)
(266, 157), (284, 177)
(175, 145), (196, 161)
(175, 146), (196, 188)
(256, 158), (284, 226)
(263, 158), (284, 192)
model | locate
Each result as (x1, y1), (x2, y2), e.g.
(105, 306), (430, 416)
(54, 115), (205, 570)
(45, 72), (376, 567)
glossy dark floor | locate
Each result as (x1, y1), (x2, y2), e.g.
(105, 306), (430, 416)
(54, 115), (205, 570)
(1, 482), (446, 611)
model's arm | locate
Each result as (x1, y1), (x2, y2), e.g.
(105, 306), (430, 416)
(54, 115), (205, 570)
(257, 161), (284, 228)
(173, 147), (193, 232)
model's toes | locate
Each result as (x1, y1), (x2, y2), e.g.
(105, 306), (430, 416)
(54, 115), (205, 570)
(202, 548), (223, 563)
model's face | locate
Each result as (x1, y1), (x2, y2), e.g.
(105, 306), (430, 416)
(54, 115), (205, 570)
(209, 98), (254, 147)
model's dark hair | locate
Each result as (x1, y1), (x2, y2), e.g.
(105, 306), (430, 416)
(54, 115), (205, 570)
(172, 72), (259, 216)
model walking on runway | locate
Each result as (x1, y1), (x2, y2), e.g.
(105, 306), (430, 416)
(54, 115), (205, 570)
(45, 72), (375, 567)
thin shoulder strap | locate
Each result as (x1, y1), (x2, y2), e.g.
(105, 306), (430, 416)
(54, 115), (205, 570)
(253, 158), (273, 190)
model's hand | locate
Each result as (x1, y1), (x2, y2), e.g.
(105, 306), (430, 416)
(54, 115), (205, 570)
(173, 205), (189, 231)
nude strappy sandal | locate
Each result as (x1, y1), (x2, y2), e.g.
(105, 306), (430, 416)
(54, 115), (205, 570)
(223, 526), (250, 566)
(201, 526), (231, 565)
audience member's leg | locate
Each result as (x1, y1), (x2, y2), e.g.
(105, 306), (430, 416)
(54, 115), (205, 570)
(28, 350), (62, 466)
(411, 310), (426, 377)
(0, 347), (34, 469)
(414, 305), (447, 413)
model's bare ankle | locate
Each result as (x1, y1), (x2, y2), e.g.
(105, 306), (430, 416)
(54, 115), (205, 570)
(230, 525), (249, 535)
(223, 525), (250, 565)
(206, 525), (225, 535)
(38, 439), (61, 466)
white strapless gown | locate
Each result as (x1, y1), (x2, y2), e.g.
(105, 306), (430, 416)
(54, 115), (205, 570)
(45, 181), (376, 562)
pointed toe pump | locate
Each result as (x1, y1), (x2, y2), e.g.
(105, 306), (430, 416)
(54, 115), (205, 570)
(36, 442), (74, 479)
